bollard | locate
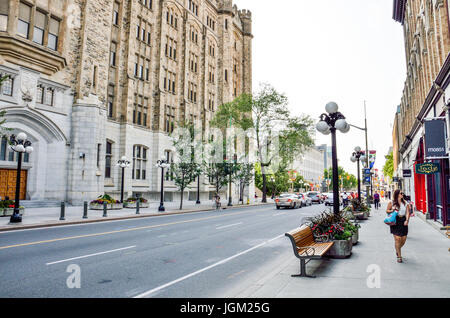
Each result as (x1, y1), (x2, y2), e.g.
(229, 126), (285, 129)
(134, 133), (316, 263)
(60, 201), (65, 220)
(136, 200), (140, 214)
(83, 201), (88, 219)
(103, 202), (107, 217)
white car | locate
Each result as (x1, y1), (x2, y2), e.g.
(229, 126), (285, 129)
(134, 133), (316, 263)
(301, 193), (312, 206)
(324, 193), (342, 206)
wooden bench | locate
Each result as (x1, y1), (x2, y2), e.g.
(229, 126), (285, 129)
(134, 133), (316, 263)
(285, 226), (334, 278)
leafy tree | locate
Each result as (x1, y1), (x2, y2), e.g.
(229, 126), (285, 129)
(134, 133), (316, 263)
(211, 83), (314, 203)
(170, 121), (202, 210)
(324, 167), (357, 191)
(234, 161), (254, 204)
(383, 151), (394, 180)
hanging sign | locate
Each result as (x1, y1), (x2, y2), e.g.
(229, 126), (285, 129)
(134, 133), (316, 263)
(415, 162), (440, 175)
(403, 169), (412, 178)
(424, 118), (447, 159)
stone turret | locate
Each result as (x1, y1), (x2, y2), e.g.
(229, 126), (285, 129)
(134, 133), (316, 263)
(239, 9), (252, 36)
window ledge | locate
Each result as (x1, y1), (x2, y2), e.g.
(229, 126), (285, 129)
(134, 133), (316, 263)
(0, 34), (66, 76)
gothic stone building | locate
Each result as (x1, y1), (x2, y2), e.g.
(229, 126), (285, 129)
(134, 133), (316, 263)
(0, 0), (253, 205)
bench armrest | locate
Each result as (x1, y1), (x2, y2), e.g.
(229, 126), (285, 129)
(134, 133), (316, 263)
(297, 245), (316, 257)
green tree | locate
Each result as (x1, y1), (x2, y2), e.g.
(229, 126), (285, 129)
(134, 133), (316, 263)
(383, 151), (394, 180)
(211, 83), (314, 203)
(234, 161), (254, 204)
(324, 167), (357, 191)
(170, 122), (202, 210)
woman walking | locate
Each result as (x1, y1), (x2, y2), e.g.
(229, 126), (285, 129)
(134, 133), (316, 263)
(386, 189), (411, 263)
(373, 191), (380, 209)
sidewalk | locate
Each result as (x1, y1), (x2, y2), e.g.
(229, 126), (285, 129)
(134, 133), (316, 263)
(236, 201), (450, 298)
(0, 199), (272, 232)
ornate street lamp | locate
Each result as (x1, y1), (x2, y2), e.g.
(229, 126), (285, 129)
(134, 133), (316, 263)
(350, 146), (366, 203)
(196, 174), (201, 204)
(9, 133), (33, 223)
(117, 156), (131, 203)
(156, 156), (170, 212)
(316, 102), (350, 214)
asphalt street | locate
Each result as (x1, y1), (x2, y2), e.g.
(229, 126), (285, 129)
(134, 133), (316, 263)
(0, 202), (327, 298)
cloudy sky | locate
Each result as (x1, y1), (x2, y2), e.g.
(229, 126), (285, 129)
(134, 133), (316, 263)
(234, 0), (406, 178)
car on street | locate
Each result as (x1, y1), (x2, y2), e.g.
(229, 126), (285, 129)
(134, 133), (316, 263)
(275, 193), (302, 209)
(301, 193), (312, 206)
(306, 191), (323, 204)
(324, 192), (342, 206)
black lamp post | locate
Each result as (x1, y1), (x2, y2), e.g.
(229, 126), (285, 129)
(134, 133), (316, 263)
(316, 102), (350, 215)
(350, 147), (366, 203)
(156, 156), (170, 212)
(117, 156), (130, 203)
(196, 175), (201, 204)
(226, 154), (237, 207)
(9, 133), (33, 223)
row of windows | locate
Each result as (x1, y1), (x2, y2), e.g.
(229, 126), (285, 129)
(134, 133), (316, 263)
(0, 75), (56, 106)
(189, 52), (199, 73)
(166, 8), (178, 29)
(188, 0), (199, 16)
(16, 2), (60, 51)
(206, 15), (216, 31)
(187, 81), (198, 103)
(136, 19), (152, 45)
(0, 74), (13, 97)
(165, 105), (175, 133)
(165, 37), (177, 61)
(134, 55), (151, 81)
(163, 70), (177, 94)
(105, 142), (150, 181)
(133, 94), (150, 127)
(139, 0), (153, 10)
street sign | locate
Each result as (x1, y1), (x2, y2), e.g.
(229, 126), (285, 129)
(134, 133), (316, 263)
(403, 169), (412, 178)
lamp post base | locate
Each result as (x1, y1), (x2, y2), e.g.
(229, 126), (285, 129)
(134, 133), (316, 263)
(196, 200), (201, 204)
(10, 211), (22, 223)
(158, 204), (165, 212)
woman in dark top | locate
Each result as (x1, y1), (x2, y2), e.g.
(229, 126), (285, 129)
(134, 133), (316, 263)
(386, 189), (411, 263)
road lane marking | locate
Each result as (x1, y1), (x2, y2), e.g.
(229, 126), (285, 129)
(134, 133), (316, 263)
(46, 246), (136, 265)
(133, 234), (284, 298)
(215, 222), (243, 230)
(0, 209), (266, 250)
(273, 212), (287, 216)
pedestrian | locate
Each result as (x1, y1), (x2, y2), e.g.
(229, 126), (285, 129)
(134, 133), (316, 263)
(215, 194), (221, 210)
(342, 192), (349, 207)
(386, 189), (411, 263)
(373, 191), (380, 209)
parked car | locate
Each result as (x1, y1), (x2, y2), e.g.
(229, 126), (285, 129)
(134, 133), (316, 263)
(301, 193), (312, 206)
(306, 191), (323, 204)
(275, 193), (302, 209)
(324, 193), (342, 206)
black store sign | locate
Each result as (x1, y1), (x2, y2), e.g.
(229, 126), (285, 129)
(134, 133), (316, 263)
(424, 118), (447, 159)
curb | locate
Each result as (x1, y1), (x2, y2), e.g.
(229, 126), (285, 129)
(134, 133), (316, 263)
(0, 202), (272, 232)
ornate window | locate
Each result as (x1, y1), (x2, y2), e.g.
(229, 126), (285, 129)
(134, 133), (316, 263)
(35, 83), (54, 106)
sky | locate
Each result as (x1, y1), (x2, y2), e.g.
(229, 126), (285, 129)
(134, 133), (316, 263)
(233, 0), (406, 178)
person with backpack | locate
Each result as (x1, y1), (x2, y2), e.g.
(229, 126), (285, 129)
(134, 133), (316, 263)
(386, 190), (411, 263)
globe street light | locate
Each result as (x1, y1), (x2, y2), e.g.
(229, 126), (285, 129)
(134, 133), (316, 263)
(156, 156), (171, 212)
(316, 102), (350, 215)
(350, 146), (365, 203)
(117, 156), (131, 203)
(9, 133), (33, 223)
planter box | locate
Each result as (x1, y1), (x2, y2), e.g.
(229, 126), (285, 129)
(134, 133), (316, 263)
(352, 229), (359, 245)
(3, 208), (25, 216)
(124, 202), (149, 209)
(326, 239), (352, 258)
(354, 211), (368, 220)
(89, 203), (123, 210)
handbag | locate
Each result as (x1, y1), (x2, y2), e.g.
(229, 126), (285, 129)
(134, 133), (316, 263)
(384, 211), (398, 226)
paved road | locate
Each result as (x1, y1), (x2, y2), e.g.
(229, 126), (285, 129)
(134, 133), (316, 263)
(0, 202), (327, 298)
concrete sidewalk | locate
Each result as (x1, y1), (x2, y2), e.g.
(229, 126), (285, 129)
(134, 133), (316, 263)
(235, 201), (450, 298)
(0, 199), (272, 232)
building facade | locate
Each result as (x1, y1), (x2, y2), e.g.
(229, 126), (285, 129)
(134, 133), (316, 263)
(392, 0), (450, 226)
(291, 146), (325, 192)
(0, 0), (253, 205)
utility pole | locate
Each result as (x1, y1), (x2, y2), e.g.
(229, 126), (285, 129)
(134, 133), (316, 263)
(364, 101), (371, 207)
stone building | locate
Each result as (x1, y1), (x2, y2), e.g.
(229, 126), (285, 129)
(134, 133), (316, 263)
(392, 0), (450, 225)
(0, 0), (253, 205)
